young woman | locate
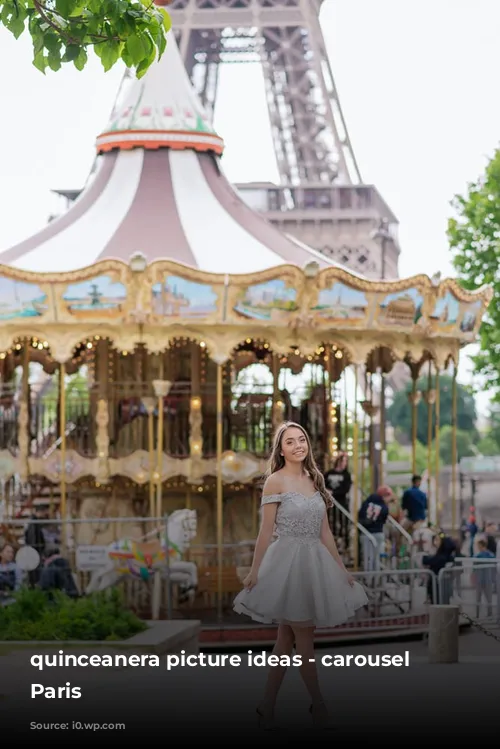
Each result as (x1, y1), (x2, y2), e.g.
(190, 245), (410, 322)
(233, 422), (368, 729)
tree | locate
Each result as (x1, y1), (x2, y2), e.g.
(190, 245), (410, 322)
(386, 440), (428, 474)
(386, 374), (477, 446)
(0, 0), (171, 76)
(448, 148), (500, 399)
(437, 425), (475, 465)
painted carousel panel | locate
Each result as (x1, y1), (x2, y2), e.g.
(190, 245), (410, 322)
(430, 290), (460, 333)
(151, 275), (219, 319)
(0, 276), (49, 320)
(232, 278), (298, 322)
(311, 281), (369, 324)
(61, 275), (127, 319)
(377, 287), (424, 328)
(459, 299), (482, 334)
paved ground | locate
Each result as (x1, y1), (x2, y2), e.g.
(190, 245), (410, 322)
(2, 625), (500, 738)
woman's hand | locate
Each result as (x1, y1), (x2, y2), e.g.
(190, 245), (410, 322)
(243, 571), (258, 590)
(346, 572), (356, 587)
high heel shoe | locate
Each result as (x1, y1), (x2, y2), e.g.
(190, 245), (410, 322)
(256, 706), (276, 730)
(309, 703), (335, 730)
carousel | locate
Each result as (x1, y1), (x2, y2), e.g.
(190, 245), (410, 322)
(0, 30), (492, 618)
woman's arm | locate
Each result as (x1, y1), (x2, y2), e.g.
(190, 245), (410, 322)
(248, 503), (278, 579)
(244, 475), (282, 589)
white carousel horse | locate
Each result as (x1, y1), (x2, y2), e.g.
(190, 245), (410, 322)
(86, 509), (198, 601)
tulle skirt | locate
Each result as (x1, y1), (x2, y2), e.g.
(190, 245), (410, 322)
(233, 536), (368, 628)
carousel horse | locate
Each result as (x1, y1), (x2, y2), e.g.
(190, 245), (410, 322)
(86, 509), (198, 602)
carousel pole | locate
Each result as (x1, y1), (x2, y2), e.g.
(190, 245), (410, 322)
(379, 369), (386, 486)
(409, 370), (420, 475)
(360, 368), (367, 495)
(352, 366), (360, 570)
(327, 345), (337, 462)
(434, 366), (441, 524)
(343, 370), (348, 451)
(369, 373), (375, 492)
(153, 375), (171, 528)
(59, 362), (67, 552)
(216, 361), (224, 621)
(451, 360), (458, 533)
(155, 391), (164, 524)
(426, 360), (434, 520)
(148, 407), (155, 518)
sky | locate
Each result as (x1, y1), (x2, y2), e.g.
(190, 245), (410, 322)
(0, 0), (498, 414)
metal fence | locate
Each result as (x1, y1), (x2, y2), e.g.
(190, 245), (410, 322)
(0, 516), (438, 635)
(437, 559), (500, 624)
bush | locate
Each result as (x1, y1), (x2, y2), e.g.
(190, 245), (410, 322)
(0, 587), (147, 641)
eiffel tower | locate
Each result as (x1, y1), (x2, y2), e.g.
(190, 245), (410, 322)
(168, 0), (400, 279)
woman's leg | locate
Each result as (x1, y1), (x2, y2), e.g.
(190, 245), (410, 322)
(291, 625), (326, 711)
(259, 623), (295, 715)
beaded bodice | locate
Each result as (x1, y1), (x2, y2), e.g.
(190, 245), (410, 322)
(261, 492), (326, 540)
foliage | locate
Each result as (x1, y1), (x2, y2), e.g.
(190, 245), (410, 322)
(0, 587), (146, 640)
(436, 425), (475, 465)
(478, 403), (500, 455)
(37, 370), (91, 437)
(0, 0), (171, 77)
(386, 440), (428, 475)
(448, 148), (500, 399)
(476, 434), (498, 457)
(386, 374), (477, 446)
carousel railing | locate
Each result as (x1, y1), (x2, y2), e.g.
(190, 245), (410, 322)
(0, 382), (19, 453)
(18, 380), (327, 461)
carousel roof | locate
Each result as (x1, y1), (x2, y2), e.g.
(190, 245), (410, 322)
(0, 33), (347, 277)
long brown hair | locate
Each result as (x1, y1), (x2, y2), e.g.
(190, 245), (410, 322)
(266, 421), (332, 508)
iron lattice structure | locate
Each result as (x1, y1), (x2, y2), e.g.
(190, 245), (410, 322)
(168, 0), (400, 279)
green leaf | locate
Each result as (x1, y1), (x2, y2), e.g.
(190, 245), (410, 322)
(62, 43), (81, 61)
(55, 0), (78, 18)
(0, 0), (171, 74)
(125, 31), (145, 65)
(47, 49), (62, 71)
(99, 39), (121, 71)
(32, 48), (46, 73)
(73, 46), (87, 70)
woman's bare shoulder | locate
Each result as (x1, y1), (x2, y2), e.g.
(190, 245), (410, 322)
(262, 472), (285, 496)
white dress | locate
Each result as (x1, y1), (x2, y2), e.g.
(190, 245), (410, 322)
(233, 491), (368, 628)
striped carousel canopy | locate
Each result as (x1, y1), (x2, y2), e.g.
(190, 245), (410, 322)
(0, 33), (354, 277)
